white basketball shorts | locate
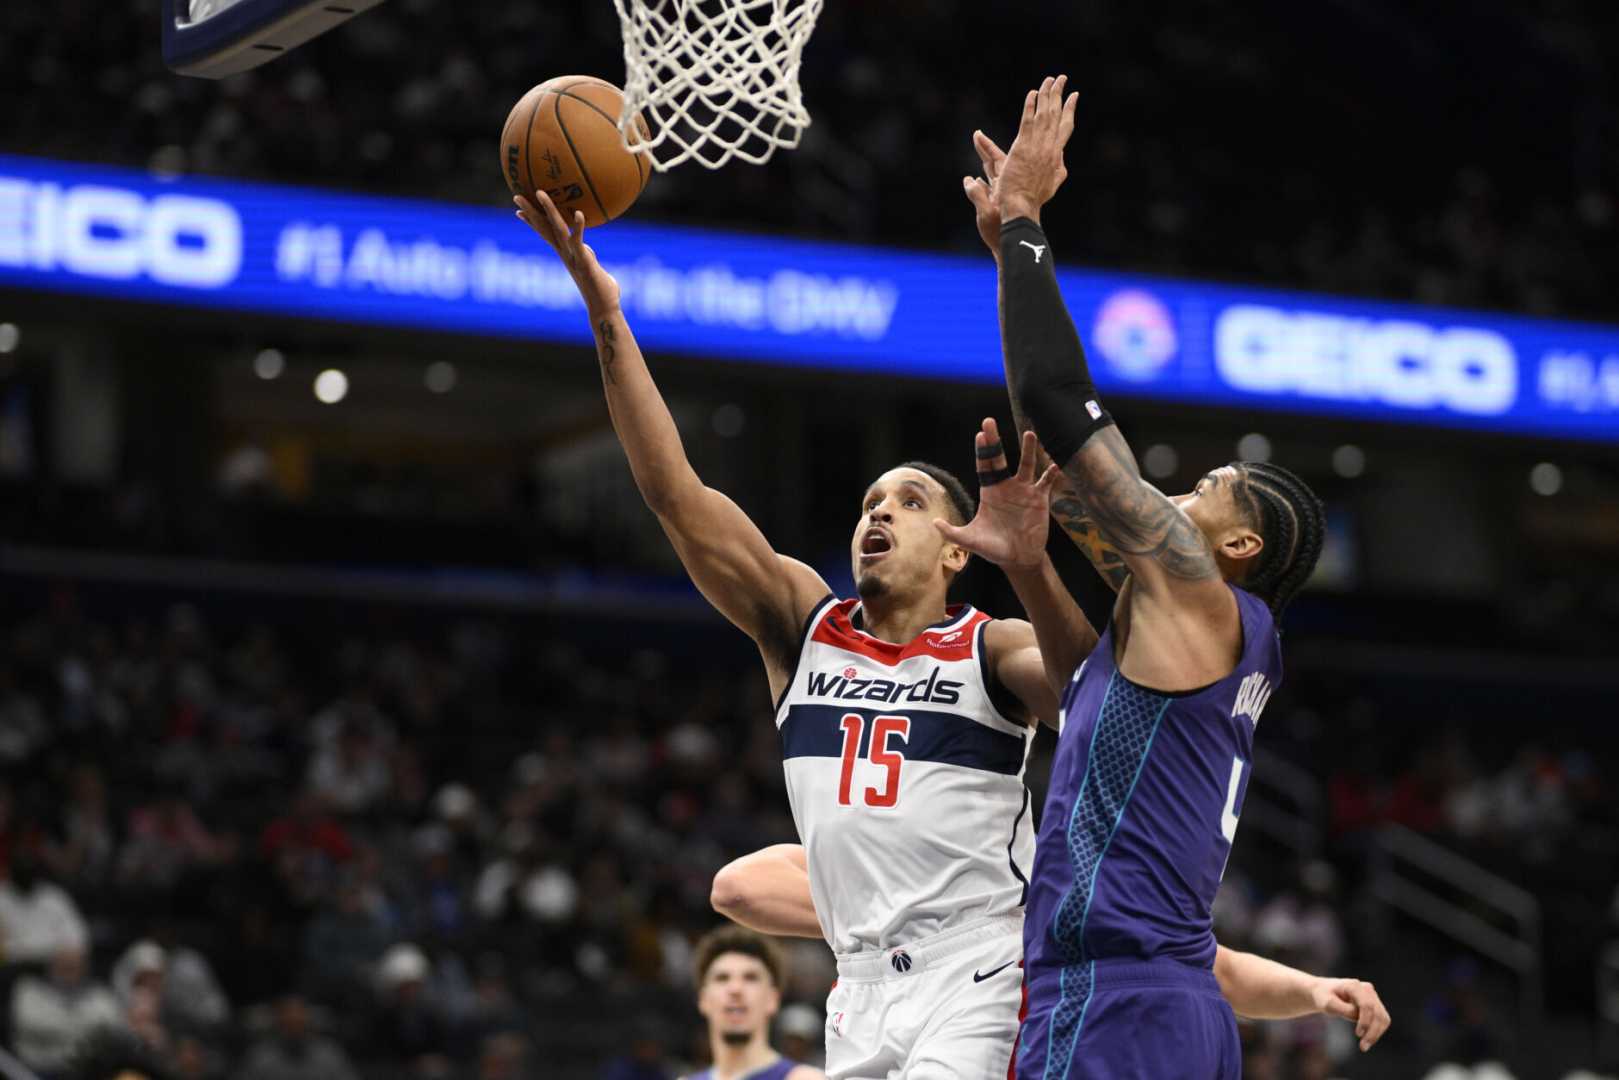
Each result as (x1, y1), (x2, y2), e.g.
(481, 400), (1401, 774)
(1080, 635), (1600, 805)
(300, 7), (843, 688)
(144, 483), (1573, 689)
(824, 913), (1025, 1080)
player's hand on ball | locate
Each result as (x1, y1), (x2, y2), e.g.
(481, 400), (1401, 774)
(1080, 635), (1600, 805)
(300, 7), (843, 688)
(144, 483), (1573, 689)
(1309, 977), (1390, 1052)
(963, 129), (1008, 257)
(934, 419), (1058, 572)
(996, 74), (1079, 224)
(515, 192), (621, 317)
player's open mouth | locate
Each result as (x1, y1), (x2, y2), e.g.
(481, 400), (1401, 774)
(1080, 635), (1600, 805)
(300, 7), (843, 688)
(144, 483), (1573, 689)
(860, 529), (893, 562)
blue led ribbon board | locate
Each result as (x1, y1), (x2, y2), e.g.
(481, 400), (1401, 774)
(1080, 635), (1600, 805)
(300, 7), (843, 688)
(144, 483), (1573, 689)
(2, 154), (1617, 443)
(162, 0), (387, 78)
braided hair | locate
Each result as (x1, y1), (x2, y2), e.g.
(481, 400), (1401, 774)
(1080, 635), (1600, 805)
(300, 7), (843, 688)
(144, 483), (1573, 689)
(1231, 461), (1326, 621)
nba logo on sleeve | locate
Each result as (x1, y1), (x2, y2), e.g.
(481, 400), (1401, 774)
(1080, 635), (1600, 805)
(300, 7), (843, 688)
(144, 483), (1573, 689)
(1232, 672), (1272, 728)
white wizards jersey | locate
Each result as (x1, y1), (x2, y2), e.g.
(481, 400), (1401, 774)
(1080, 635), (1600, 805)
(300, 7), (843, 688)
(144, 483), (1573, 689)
(776, 597), (1036, 955)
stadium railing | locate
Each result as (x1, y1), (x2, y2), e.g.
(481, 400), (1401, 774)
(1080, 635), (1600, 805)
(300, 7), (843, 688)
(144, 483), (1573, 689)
(1371, 823), (1544, 1033)
(1244, 747), (1325, 860)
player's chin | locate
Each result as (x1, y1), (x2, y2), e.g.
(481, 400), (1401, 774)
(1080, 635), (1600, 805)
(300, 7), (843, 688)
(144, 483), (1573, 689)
(854, 569), (889, 602)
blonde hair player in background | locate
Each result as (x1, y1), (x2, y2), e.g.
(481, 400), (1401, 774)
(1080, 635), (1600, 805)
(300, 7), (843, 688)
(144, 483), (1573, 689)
(683, 927), (824, 1080)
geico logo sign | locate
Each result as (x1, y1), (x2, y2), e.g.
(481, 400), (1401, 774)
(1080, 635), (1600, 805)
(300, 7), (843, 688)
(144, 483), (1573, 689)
(0, 179), (242, 289)
(1214, 304), (1518, 416)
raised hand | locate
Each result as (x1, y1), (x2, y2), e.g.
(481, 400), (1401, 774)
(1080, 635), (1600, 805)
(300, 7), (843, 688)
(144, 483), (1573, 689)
(515, 192), (621, 317)
(963, 129), (1009, 257)
(934, 418), (1061, 571)
(995, 74), (1079, 224)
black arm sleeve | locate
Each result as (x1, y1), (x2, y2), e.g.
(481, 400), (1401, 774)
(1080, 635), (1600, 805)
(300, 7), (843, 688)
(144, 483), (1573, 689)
(999, 217), (1115, 465)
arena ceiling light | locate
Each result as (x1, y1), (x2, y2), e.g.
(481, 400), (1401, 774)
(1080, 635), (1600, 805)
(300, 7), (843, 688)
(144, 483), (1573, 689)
(1529, 463), (1563, 496)
(162, 0), (388, 78)
(1142, 444), (1178, 480)
(254, 349), (285, 380)
(313, 368), (349, 405)
(1331, 445), (1367, 479)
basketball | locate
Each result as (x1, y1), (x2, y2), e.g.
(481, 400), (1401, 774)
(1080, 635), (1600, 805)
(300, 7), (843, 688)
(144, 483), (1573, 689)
(500, 76), (651, 229)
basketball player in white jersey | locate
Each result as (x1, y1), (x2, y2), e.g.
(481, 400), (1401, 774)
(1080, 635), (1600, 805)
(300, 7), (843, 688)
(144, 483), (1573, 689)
(516, 189), (1074, 1079)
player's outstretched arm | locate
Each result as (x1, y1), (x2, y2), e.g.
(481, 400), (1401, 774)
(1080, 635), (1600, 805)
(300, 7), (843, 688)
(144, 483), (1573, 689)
(1213, 945), (1390, 1052)
(710, 845), (823, 939)
(935, 420), (1099, 706)
(992, 78), (1228, 618)
(964, 130), (1130, 595)
(516, 194), (829, 682)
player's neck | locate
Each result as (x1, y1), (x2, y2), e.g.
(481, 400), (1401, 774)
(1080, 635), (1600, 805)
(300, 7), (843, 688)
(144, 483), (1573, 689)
(707, 1030), (779, 1079)
(858, 593), (950, 645)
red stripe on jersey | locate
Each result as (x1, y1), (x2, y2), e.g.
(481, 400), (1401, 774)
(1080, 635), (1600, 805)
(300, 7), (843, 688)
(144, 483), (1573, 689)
(811, 600), (989, 667)
(1007, 961), (1028, 1080)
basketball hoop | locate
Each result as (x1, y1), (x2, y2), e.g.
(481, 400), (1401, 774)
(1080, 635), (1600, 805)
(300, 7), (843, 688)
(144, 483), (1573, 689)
(611, 0), (824, 171)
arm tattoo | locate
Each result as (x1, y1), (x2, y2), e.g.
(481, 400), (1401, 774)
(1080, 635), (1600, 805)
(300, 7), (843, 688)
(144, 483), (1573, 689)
(596, 317), (618, 385)
(1049, 495), (1131, 592)
(1003, 405), (1132, 592)
(1059, 426), (1219, 582)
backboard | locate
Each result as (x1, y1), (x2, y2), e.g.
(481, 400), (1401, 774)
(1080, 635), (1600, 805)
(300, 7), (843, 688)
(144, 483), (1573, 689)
(162, 0), (387, 78)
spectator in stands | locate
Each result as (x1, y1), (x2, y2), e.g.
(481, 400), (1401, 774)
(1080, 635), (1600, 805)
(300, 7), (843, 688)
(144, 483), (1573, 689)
(144, 924), (232, 1036)
(0, 664), (49, 766)
(10, 935), (121, 1075)
(40, 764), (117, 892)
(239, 994), (360, 1080)
(1252, 862), (1346, 977)
(478, 1031), (534, 1080)
(112, 940), (171, 1054)
(1239, 1024), (1282, 1080)
(116, 788), (234, 895)
(598, 1016), (671, 1080)
(366, 943), (457, 1076)
(0, 848), (90, 967)
(777, 1003), (826, 1069)
(1422, 957), (1504, 1065)
(62, 1027), (175, 1080)
(301, 874), (394, 1009)
(404, 824), (472, 944)
(461, 953), (527, 1047)
(306, 716), (392, 817)
(473, 822), (579, 934)
(259, 792), (354, 908)
(167, 1035), (223, 1080)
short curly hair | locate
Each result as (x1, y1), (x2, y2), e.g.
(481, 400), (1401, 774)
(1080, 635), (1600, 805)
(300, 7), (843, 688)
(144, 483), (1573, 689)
(692, 925), (786, 989)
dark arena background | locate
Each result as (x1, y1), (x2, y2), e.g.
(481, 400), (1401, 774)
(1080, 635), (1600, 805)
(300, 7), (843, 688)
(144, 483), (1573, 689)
(2, 2), (1618, 1078)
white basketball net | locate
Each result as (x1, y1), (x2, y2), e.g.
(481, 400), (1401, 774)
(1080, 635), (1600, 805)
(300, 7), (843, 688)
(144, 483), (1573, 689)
(612, 0), (824, 171)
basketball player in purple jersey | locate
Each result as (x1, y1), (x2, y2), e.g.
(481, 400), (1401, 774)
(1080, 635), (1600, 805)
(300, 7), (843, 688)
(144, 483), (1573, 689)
(515, 189), (1074, 1078)
(682, 927), (823, 1080)
(712, 96), (1389, 1073)
(957, 74), (1373, 1078)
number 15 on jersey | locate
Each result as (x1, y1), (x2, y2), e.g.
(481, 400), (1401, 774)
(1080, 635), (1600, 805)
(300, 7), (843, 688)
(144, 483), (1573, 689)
(837, 713), (910, 808)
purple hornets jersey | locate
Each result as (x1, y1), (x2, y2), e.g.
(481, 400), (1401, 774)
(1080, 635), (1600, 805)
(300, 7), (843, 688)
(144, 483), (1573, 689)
(1024, 584), (1281, 978)
(686, 1060), (800, 1080)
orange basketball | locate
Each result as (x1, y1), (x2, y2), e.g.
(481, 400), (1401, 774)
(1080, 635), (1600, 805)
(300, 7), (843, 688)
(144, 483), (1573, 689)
(500, 76), (651, 229)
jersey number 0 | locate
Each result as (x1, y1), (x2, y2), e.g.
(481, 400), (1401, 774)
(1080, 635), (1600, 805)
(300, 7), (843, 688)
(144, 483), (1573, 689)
(837, 714), (910, 807)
